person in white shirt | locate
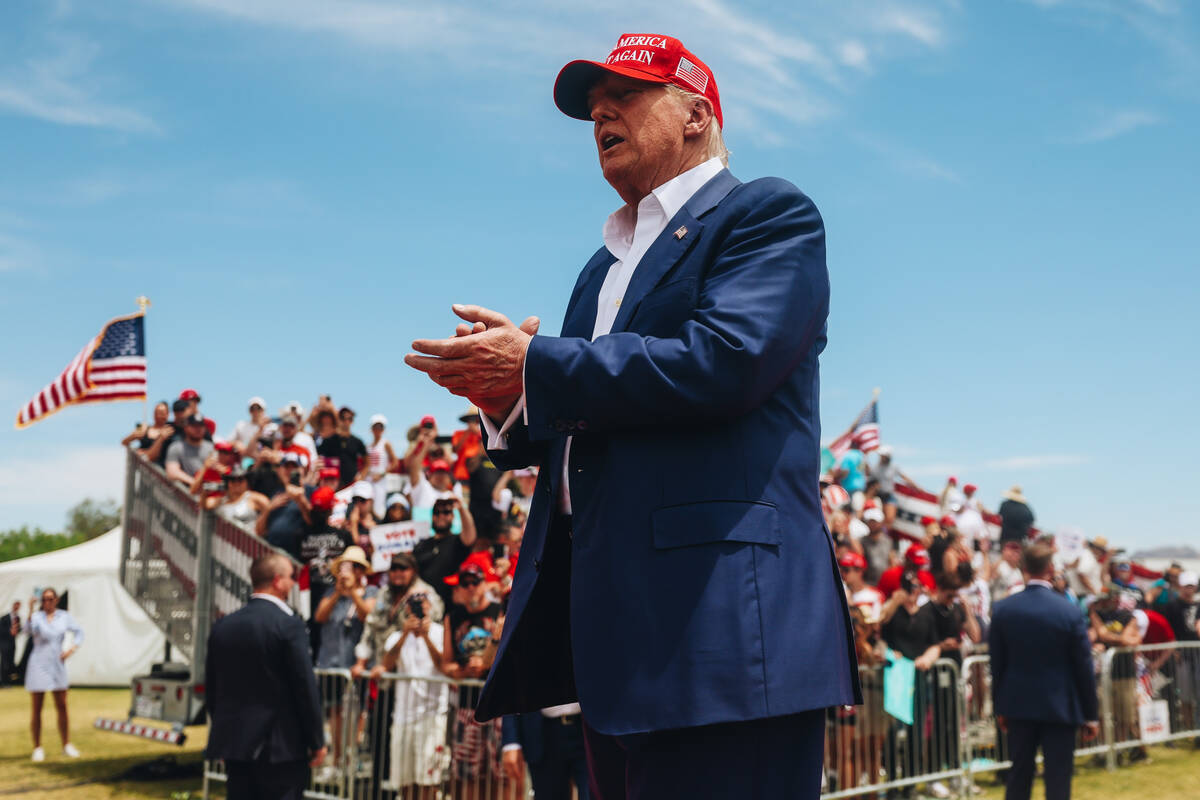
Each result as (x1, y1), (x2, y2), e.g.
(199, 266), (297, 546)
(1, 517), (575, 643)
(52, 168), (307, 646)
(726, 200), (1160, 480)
(228, 396), (270, 453)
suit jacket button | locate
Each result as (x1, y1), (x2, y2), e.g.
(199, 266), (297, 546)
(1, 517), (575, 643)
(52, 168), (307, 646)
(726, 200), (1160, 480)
(534, 559), (542, 572)
(576, 420), (588, 431)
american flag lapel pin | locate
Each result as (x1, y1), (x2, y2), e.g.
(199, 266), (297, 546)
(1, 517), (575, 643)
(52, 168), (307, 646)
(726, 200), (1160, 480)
(674, 226), (688, 240)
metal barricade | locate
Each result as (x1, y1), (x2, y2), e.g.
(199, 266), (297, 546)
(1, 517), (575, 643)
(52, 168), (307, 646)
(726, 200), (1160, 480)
(1103, 640), (1200, 764)
(822, 658), (962, 799)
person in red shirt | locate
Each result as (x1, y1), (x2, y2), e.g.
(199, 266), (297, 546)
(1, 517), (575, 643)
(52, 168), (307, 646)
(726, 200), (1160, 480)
(190, 439), (239, 501)
(877, 544), (937, 598)
(452, 406), (484, 482)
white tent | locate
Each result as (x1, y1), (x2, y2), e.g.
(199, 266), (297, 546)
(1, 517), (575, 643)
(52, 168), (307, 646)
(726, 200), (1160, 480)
(0, 528), (172, 686)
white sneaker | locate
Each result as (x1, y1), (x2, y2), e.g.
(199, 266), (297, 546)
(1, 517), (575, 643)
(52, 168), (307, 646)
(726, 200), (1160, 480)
(63, 743), (80, 758)
(929, 781), (952, 799)
(31, 747), (45, 762)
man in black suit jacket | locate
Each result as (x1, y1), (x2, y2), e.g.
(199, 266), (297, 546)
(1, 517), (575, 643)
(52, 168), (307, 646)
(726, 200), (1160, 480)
(206, 554), (327, 800)
(989, 542), (1098, 800)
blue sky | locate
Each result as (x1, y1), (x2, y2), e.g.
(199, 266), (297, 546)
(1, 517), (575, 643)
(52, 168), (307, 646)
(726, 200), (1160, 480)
(1, 0), (1197, 550)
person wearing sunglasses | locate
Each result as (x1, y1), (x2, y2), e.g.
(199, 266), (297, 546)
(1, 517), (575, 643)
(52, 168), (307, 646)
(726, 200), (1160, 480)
(24, 587), (84, 762)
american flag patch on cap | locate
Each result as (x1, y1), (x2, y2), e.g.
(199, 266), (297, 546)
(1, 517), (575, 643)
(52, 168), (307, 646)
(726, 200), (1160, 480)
(673, 56), (709, 94)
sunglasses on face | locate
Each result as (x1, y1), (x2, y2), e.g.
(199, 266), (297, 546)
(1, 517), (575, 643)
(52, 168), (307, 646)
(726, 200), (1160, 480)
(458, 577), (482, 587)
(432, 509), (454, 516)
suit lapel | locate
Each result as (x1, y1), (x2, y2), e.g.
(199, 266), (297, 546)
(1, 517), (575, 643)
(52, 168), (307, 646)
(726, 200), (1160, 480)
(610, 169), (740, 333)
(560, 251), (615, 339)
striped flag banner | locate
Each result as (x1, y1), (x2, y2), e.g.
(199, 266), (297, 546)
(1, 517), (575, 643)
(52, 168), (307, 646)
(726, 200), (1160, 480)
(15, 312), (146, 429)
(828, 396), (881, 460)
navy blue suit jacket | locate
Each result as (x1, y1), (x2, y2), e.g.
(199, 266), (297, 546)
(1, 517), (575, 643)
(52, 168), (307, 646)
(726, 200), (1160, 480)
(501, 713), (545, 765)
(204, 598), (325, 762)
(475, 169), (860, 735)
(989, 584), (1098, 726)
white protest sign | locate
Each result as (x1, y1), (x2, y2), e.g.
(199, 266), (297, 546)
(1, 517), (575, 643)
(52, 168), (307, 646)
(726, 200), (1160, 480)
(369, 521), (433, 572)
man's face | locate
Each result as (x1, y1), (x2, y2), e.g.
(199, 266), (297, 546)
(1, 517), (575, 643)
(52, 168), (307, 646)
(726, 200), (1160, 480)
(430, 470), (452, 491)
(249, 403), (263, 418)
(1002, 544), (1021, 566)
(280, 422), (296, 442)
(389, 564), (415, 592)
(431, 504), (454, 534)
(459, 573), (486, 604)
(184, 421), (205, 443)
(1181, 584), (1196, 602)
(839, 565), (863, 589)
(587, 74), (694, 205)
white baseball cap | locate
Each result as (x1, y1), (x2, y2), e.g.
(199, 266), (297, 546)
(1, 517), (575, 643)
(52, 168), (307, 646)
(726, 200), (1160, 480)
(248, 396), (267, 409)
(877, 445), (893, 457)
(863, 507), (885, 523)
(370, 413), (388, 427)
(351, 481), (374, 500)
(1180, 571), (1199, 588)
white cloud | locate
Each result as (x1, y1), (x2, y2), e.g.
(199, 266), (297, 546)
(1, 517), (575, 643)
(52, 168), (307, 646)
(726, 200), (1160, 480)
(979, 454), (1090, 469)
(1071, 109), (1161, 143)
(0, 34), (159, 134)
(0, 446), (125, 508)
(839, 40), (871, 70)
(155, 0), (953, 136)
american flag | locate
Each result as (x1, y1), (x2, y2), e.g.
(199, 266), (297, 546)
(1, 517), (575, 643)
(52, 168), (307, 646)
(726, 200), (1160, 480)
(673, 56), (709, 94)
(15, 313), (147, 429)
(827, 396), (881, 459)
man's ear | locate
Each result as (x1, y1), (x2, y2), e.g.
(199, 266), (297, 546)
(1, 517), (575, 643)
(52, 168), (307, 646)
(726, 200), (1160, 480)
(682, 98), (714, 141)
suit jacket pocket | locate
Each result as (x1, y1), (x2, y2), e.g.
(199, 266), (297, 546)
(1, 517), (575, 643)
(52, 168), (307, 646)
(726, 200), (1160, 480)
(652, 500), (781, 549)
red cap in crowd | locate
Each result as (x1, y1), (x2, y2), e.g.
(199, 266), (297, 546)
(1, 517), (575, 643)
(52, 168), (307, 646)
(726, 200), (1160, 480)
(311, 486), (337, 511)
(947, 476), (958, 485)
(554, 33), (723, 127)
(319, 467), (340, 480)
(939, 516), (957, 529)
(838, 551), (867, 570)
(905, 545), (930, 566)
(420, 415), (436, 427)
(443, 552), (499, 585)
(178, 388), (201, 402)
(963, 483), (977, 494)
(429, 459), (452, 474)
(920, 516), (937, 527)
(213, 439), (235, 453)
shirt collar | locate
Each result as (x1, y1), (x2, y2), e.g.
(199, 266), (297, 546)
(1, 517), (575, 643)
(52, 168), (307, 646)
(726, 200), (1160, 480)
(602, 157), (725, 258)
(250, 593), (295, 616)
(1026, 579), (1054, 591)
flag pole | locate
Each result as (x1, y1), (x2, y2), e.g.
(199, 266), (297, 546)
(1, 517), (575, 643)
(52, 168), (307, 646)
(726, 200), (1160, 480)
(136, 296), (151, 426)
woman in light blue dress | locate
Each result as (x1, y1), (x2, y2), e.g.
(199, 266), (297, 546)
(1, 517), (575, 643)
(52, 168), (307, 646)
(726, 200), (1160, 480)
(25, 587), (84, 762)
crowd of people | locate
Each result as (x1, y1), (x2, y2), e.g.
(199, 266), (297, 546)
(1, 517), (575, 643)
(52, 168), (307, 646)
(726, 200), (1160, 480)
(822, 444), (1200, 797)
(124, 390), (530, 797)
(118, 392), (1200, 797)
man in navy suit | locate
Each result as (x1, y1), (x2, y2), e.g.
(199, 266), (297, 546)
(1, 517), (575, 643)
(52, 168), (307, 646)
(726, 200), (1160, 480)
(205, 554), (327, 800)
(989, 542), (1099, 800)
(406, 32), (858, 799)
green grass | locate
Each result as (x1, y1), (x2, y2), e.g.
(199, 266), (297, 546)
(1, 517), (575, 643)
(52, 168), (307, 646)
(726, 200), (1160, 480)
(0, 686), (219, 799)
(3, 686), (1200, 798)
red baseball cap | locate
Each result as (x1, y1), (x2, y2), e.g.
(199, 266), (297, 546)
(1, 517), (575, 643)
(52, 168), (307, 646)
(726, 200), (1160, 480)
(554, 33), (723, 127)
(905, 545), (931, 566)
(443, 553), (499, 585)
(178, 388), (200, 402)
(939, 516), (957, 529)
(963, 483), (977, 494)
(920, 516), (937, 527)
(420, 415), (436, 427)
(213, 439), (235, 453)
(311, 486), (337, 511)
(319, 467), (340, 480)
(429, 459), (452, 474)
(838, 551), (867, 570)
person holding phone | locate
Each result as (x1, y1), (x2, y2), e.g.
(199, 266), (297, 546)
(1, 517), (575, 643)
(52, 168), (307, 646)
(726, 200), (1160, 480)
(25, 588), (84, 762)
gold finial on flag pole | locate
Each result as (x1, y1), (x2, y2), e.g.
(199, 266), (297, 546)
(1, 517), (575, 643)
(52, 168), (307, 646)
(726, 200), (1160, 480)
(136, 296), (151, 313)
(135, 296), (151, 425)
(872, 386), (881, 399)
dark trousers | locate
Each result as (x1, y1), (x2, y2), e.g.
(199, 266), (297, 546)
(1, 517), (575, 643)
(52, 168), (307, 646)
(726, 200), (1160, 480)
(226, 759), (309, 800)
(0, 642), (15, 685)
(1004, 720), (1076, 800)
(582, 709), (825, 800)
(530, 714), (591, 800)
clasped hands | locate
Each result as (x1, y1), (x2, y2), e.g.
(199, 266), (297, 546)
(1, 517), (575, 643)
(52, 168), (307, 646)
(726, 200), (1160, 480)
(404, 304), (539, 420)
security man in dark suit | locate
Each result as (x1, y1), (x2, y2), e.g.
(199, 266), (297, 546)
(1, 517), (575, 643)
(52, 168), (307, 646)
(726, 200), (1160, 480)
(205, 554), (327, 800)
(989, 542), (1098, 800)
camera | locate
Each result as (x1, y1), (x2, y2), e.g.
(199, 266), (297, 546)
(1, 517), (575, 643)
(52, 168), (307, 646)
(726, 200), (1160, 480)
(408, 594), (426, 620)
(288, 471), (302, 486)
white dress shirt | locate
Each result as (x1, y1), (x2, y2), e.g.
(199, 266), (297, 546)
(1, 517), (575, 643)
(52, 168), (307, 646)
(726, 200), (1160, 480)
(481, 157), (726, 513)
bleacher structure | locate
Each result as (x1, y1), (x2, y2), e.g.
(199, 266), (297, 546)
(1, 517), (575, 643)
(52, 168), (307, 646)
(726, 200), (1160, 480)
(99, 449), (300, 743)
